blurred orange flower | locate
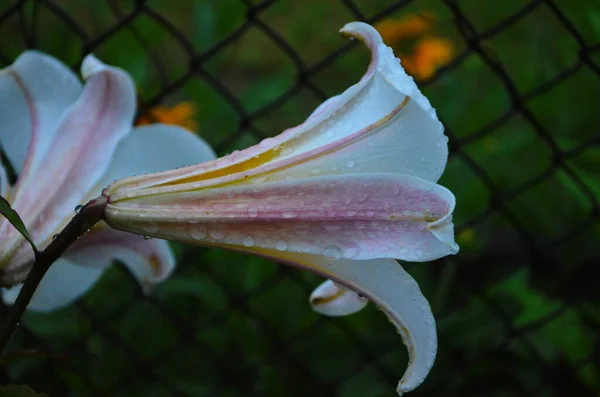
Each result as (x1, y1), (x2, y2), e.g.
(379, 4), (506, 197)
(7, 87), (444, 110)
(402, 37), (454, 80)
(375, 12), (454, 81)
(375, 12), (436, 43)
(136, 102), (198, 132)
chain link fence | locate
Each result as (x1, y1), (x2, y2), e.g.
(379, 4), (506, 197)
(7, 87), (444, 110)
(0, 0), (599, 396)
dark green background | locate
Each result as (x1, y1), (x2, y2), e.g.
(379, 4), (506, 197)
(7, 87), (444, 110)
(0, 0), (598, 396)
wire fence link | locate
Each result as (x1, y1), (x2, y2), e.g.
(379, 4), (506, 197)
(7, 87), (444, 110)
(0, 0), (599, 396)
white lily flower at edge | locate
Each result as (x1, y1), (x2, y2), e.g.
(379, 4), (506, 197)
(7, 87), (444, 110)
(102, 22), (459, 394)
(0, 51), (215, 311)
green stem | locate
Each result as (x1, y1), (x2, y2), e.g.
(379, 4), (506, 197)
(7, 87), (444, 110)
(0, 196), (107, 354)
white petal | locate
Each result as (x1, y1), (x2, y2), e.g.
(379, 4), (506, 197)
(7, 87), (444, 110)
(310, 279), (368, 316)
(102, 21), (448, 198)
(0, 50), (82, 175)
(64, 224), (175, 294)
(1, 258), (104, 313)
(254, 252), (437, 395)
(94, 123), (215, 193)
(0, 53), (136, 253)
(0, 162), (9, 197)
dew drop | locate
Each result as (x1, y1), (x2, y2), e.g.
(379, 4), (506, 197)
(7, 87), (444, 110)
(343, 246), (360, 259)
(281, 144), (295, 156)
(143, 235), (151, 240)
(209, 224), (227, 240)
(52, 234), (59, 241)
(143, 223), (159, 233)
(323, 246), (342, 259)
(74, 205), (83, 214)
(275, 240), (288, 251)
(414, 248), (424, 257)
(357, 294), (368, 303)
(248, 208), (259, 218)
(311, 168), (321, 175)
(242, 236), (254, 247)
(190, 225), (208, 240)
(345, 160), (355, 168)
(282, 210), (296, 219)
(346, 210), (357, 216)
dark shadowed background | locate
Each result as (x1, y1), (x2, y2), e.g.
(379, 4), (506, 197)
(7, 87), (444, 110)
(0, 0), (599, 396)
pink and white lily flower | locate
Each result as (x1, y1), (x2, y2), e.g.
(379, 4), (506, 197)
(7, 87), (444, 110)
(0, 51), (215, 312)
(102, 22), (458, 394)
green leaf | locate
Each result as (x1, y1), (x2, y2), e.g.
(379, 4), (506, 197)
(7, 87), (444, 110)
(0, 195), (38, 255)
(0, 385), (48, 397)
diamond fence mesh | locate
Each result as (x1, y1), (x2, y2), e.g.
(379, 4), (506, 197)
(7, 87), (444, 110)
(0, 0), (599, 396)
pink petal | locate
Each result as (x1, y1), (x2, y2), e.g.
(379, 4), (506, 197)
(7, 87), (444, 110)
(105, 174), (457, 262)
(0, 54), (136, 263)
(64, 223), (175, 293)
(104, 23), (447, 201)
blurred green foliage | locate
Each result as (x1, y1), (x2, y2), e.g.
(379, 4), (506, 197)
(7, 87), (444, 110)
(0, 0), (599, 396)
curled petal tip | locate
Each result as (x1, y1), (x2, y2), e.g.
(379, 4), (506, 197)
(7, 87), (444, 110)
(81, 54), (103, 79)
(310, 279), (368, 317)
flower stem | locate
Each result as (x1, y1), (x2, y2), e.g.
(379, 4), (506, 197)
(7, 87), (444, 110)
(0, 196), (108, 354)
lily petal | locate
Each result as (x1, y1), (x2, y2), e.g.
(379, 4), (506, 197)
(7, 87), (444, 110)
(0, 54), (136, 263)
(93, 123), (215, 195)
(0, 162), (9, 197)
(0, 51), (82, 176)
(64, 223), (175, 294)
(246, 252), (436, 395)
(310, 279), (368, 316)
(104, 22), (447, 200)
(1, 258), (104, 313)
(105, 174), (457, 262)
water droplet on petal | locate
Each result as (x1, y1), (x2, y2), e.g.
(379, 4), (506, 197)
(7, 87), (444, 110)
(190, 224), (207, 240)
(323, 246), (342, 259)
(242, 236), (254, 247)
(343, 246), (360, 259)
(52, 234), (59, 241)
(74, 205), (83, 214)
(345, 160), (355, 168)
(282, 210), (296, 219)
(143, 223), (159, 233)
(281, 144), (295, 156)
(209, 224), (227, 240)
(311, 168), (321, 175)
(248, 208), (259, 218)
(357, 294), (368, 303)
(275, 240), (288, 251)
(143, 235), (151, 240)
